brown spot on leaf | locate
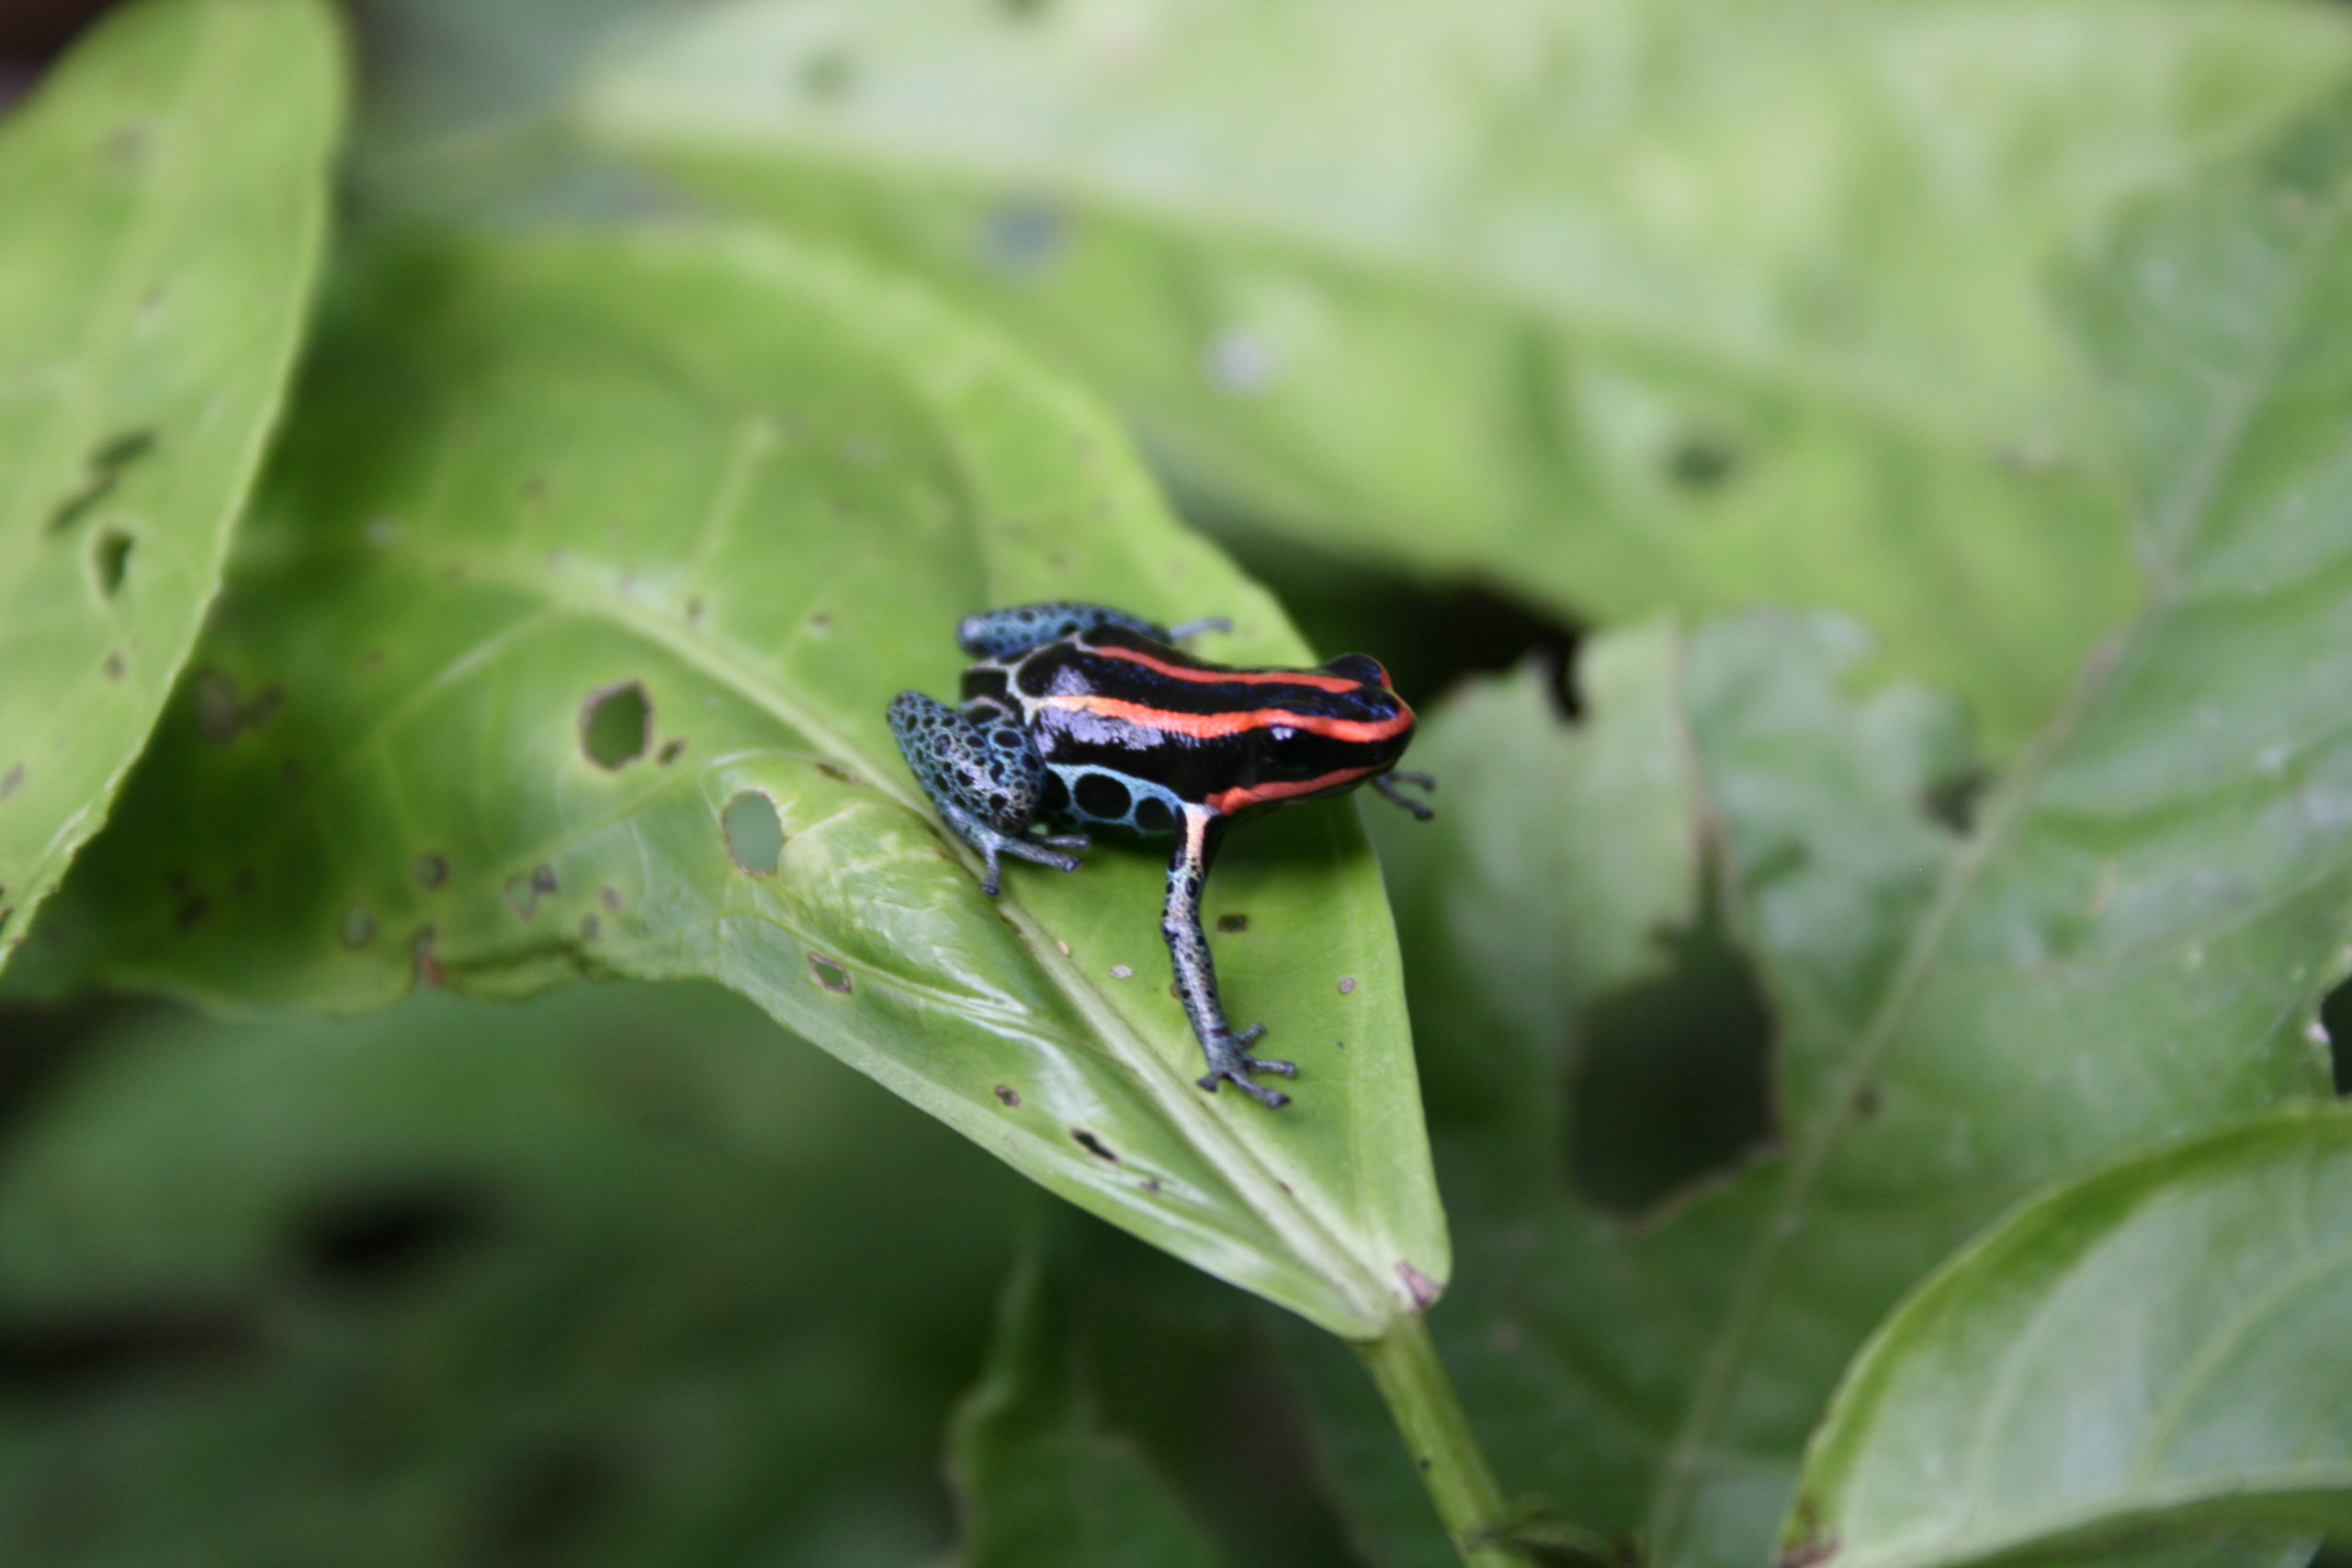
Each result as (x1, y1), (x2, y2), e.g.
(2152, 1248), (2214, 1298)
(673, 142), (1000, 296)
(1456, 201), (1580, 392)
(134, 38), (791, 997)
(1396, 1262), (1440, 1309)
(1071, 1129), (1117, 1161)
(0, 764), (21, 802)
(413, 853), (449, 890)
(808, 953), (851, 993)
(1337, 976), (1357, 995)
(1216, 913), (1249, 932)
(993, 1085), (1021, 1108)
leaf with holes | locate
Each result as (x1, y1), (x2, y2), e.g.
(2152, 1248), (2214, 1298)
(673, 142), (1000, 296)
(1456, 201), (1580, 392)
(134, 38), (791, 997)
(0, 0), (342, 974)
(578, 0), (2352, 747)
(0, 982), (1024, 1562)
(17, 231), (1446, 1340)
(950, 1250), (1226, 1568)
(1288, 89), (2352, 1563)
(1784, 1103), (2352, 1568)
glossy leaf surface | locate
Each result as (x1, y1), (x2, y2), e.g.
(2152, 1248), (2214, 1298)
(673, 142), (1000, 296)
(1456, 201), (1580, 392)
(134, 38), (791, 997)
(950, 1251), (1226, 1568)
(1294, 92), (2352, 1560)
(1787, 1105), (2352, 1568)
(582, 0), (2350, 744)
(0, 983), (1023, 1567)
(0, 0), (342, 972)
(19, 231), (1444, 1339)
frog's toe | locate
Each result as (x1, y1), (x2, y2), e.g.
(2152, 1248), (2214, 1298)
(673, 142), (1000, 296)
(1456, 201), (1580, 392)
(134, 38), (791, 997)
(1196, 1035), (1295, 1108)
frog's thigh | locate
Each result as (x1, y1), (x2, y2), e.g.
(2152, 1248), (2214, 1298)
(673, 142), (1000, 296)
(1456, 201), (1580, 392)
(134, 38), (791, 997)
(886, 693), (1047, 837)
(956, 602), (1170, 660)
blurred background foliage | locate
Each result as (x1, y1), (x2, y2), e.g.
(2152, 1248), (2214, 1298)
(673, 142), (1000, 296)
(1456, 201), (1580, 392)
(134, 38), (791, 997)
(9, 2), (2352, 1566)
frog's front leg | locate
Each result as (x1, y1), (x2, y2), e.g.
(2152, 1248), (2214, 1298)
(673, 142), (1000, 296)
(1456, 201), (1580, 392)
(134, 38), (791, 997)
(888, 693), (1091, 897)
(1164, 807), (1295, 1109)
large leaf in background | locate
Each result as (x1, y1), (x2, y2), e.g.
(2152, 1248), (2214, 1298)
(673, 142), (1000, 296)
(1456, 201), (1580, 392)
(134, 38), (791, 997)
(1292, 85), (2352, 1552)
(580, 0), (2352, 747)
(15, 231), (1443, 1340)
(0, 0), (341, 974)
(1783, 1104), (2352, 1568)
(0, 983), (1022, 1568)
(950, 1250), (1227, 1568)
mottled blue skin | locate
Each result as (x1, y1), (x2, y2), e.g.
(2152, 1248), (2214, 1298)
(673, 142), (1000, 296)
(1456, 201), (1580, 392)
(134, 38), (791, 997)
(888, 601), (1431, 1109)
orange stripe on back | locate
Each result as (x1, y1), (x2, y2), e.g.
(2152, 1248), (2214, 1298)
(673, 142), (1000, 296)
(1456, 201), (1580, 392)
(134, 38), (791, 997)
(1207, 765), (1380, 814)
(1083, 642), (1363, 693)
(1041, 694), (1412, 744)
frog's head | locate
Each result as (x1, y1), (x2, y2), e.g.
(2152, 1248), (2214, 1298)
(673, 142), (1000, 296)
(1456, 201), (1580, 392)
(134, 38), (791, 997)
(1262, 652), (1417, 774)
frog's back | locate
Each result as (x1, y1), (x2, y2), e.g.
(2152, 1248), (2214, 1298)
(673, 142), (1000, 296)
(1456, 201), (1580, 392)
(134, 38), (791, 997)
(993, 626), (1414, 832)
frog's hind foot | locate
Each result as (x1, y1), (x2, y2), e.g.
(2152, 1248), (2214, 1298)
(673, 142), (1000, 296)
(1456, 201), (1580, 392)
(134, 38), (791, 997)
(1196, 1027), (1295, 1110)
(1371, 770), (1436, 821)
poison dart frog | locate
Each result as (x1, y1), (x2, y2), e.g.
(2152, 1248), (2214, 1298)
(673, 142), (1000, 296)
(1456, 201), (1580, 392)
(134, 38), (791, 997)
(888, 601), (1433, 1109)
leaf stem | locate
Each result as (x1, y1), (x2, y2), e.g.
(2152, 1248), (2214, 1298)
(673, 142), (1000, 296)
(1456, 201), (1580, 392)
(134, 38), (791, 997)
(1356, 1314), (1534, 1566)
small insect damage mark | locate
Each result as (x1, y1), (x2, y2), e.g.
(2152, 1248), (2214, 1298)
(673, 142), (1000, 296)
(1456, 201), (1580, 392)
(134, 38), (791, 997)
(578, 913), (600, 942)
(101, 650), (125, 681)
(1070, 1128), (1118, 1161)
(808, 953), (852, 993)
(597, 886), (623, 912)
(190, 671), (282, 744)
(579, 681), (651, 769)
(722, 790), (785, 874)
(1337, 976), (1357, 995)
(164, 870), (208, 931)
(1396, 1262), (1441, 1310)
(1216, 913), (1249, 932)
(657, 739), (686, 765)
(1779, 1502), (1838, 1568)
(1109, 964), (1133, 979)
(1665, 428), (1742, 492)
(1851, 1082), (1882, 1119)
(412, 928), (447, 987)
(91, 527), (133, 597)
(47, 428), (156, 534)
(683, 594), (706, 625)
(338, 906), (376, 949)
(413, 853), (449, 890)
(504, 863), (559, 920)
(993, 1084), (1021, 1108)
(813, 761), (867, 787)
(0, 764), (22, 803)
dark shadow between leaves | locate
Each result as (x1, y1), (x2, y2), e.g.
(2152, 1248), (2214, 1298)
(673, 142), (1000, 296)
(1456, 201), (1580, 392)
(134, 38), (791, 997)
(1565, 891), (1777, 1221)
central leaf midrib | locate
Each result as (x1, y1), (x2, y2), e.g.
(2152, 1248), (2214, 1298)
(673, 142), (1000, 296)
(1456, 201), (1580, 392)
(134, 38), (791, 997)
(1644, 171), (2352, 1562)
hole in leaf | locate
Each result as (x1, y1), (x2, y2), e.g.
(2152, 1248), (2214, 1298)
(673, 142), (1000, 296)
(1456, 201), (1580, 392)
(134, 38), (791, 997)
(723, 791), (784, 874)
(2321, 976), (2352, 1094)
(579, 682), (650, 769)
(1665, 429), (1741, 491)
(1566, 891), (1777, 1218)
(90, 527), (131, 596)
(657, 738), (685, 765)
(994, 1085), (1021, 1107)
(1216, 913), (1249, 933)
(1071, 1128), (1118, 1161)
(1923, 764), (1992, 835)
(291, 1182), (490, 1291)
(808, 953), (851, 993)
(45, 427), (154, 534)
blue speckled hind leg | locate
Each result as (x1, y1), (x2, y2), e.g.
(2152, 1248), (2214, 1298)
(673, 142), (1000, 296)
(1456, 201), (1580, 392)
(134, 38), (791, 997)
(955, 601), (1229, 660)
(1163, 807), (1294, 1109)
(888, 692), (1090, 896)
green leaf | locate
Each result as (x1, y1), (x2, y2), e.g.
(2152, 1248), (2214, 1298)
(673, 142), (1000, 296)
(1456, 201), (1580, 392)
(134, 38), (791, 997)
(1786, 1103), (2352, 1568)
(1295, 89), (2352, 1561)
(950, 1248), (1227, 1568)
(0, 982), (1023, 1566)
(17, 230), (1445, 1340)
(0, 0), (343, 973)
(578, 0), (2351, 746)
